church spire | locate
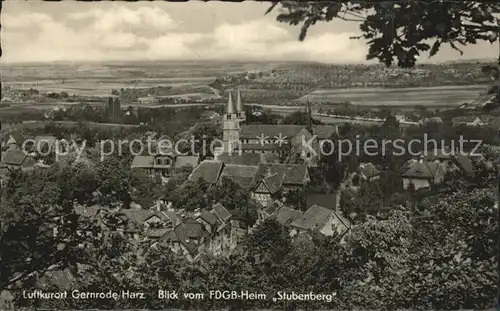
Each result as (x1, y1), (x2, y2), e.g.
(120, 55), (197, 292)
(236, 88), (244, 112)
(236, 87), (246, 122)
(226, 91), (236, 114)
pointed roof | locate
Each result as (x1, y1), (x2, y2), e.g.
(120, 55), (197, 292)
(226, 91), (236, 114)
(236, 88), (244, 112)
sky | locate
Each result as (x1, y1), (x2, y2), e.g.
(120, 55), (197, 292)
(1, 1), (499, 64)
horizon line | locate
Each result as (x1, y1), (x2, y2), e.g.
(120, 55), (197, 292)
(1, 57), (497, 66)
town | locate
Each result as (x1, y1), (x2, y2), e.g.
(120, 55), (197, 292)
(0, 1), (498, 310)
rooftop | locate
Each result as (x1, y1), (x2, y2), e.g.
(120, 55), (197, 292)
(290, 204), (332, 231)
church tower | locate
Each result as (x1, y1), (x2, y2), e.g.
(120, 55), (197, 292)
(236, 88), (246, 122)
(222, 91), (240, 153)
(304, 100), (313, 133)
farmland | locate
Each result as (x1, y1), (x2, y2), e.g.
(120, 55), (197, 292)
(1, 60), (495, 113)
(295, 84), (488, 107)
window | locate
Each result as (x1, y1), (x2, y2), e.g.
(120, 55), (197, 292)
(226, 114), (231, 120)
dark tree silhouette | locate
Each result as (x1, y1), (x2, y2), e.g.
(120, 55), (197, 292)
(268, 1), (500, 68)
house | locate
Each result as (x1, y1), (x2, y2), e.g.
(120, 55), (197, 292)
(452, 116), (484, 127)
(402, 160), (445, 190)
(274, 206), (303, 227)
(250, 163), (309, 207)
(5, 131), (26, 148)
(186, 159), (224, 186)
(121, 208), (180, 239)
(1, 148), (36, 170)
(200, 110), (221, 121)
(137, 96), (158, 105)
(357, 163), (381, 181)
(131, 153), (199, 183)
(195, 203), (233, 255)
(425, 147), (474, 178)
(218, 164), (259, 190)
(419, 117), (443, 125)
(289, 204), (351, 239)
(162, 218), (210, 262)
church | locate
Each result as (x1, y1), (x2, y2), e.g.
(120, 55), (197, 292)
(217, 88), (339, 166)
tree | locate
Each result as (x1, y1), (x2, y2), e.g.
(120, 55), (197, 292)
(0, 167), (100, 291)
(268, 2), (500, 68)
(94, 157), (133, 207)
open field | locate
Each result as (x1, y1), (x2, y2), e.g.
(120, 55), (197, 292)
(1, 61), (281, 96)
(1, 61), (492, 109)
(297, 84), (488, 106)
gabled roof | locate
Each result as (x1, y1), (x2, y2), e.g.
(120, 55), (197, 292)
(402, 161), (442, 179)
(290, 204), (332, 231)
(131, 155), (154, 169)
(174, 156), (199, 169)
(8, 131), (25, 145)
(146, 228), (171, 238)
(220, 164), (259, 190)
(261, 173), (283, 194)
(198, 210), (220, 227)
(252, 163), (308, 187)
(217, 152), (262, 166)
(263, 201), (282, 216)
(358, 163), (381, 179)
(240, 124), (304, 140)
(221, 164), (258, 179)
(157, 210), (181, 226)
(121, 208), (158, 224)
(212, 203), (232, 223)
(166, 218), (209, 253)
(1, 148), (27, 166)
(187, 160), (224, 184)
(275, 206), (303, 227)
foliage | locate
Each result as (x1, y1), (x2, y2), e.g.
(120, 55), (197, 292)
(0, 167), (99, 291)
(175, 178), (259, 226)
(269, 1), (500, 68)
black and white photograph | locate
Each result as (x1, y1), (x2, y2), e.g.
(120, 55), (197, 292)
(0, 1), (498, 310)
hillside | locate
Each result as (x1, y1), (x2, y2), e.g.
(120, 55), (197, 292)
(210, 61), (495, 105)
